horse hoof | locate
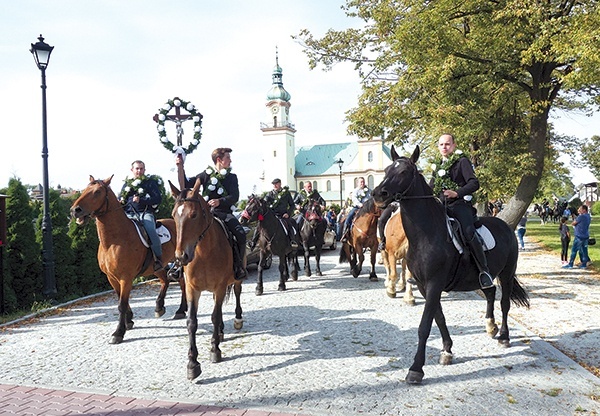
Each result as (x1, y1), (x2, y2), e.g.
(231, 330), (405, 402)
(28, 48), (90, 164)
(109, 335), (123, 344)
(255, 287), (263, 296)
(291, 272), (298, 281)
(210, 350), (222, 363)
(439, 351), (453, 365)
(498, 339), (511, 348)
(386, 290), (397, 298)
(369, 275), (378, 282)
(126, 321), (134, 330)
(155, 308), (166, 318)
(278, 285), (287, 291)
(233, 318), (243, 330)
(173, 312), (187, 320)
(487, 325), (499, 338)
(317, 271), (323, 277)
(406, 299), (416, 306)
(305, 271), (312, 277)
(405, 370), (424, 384)
(187, 364), (202, 380)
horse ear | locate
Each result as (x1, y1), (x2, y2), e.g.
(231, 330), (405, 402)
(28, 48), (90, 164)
(104, 175), (114, 186)
(89, 175), (95, 183)
(168, 180), (180, 198)
(390, 145), (401, 161)
(410, 146), (420, 164)
(192, 177), (202, 196)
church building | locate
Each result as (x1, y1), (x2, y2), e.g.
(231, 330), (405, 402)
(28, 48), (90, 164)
(260, 52), (393, 207)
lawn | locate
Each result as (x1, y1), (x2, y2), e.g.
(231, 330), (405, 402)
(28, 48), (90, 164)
(522, 215), (598, 265)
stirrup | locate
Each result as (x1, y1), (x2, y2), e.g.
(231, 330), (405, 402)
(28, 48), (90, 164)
(479, 271), (494, 289)
(167, 265), (181, 280)
(378, 241), (386, 252)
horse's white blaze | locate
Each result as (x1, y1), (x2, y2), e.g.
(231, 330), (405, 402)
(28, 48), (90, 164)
(177, 205), (185, 216)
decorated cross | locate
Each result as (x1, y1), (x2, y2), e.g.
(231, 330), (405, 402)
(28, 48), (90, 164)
(153, 97), (203, 156)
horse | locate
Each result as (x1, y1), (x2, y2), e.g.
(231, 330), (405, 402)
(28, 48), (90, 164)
(169, 179), (243, 380)
(240, 194), (300, 295)
(380, 205), (415, 305)
(371, 146), (530, 385)
(70, 176), (186, 344)
(533, 202), (550, 224)
(298, 200), (327, 277)
(339, 198), (380, 281)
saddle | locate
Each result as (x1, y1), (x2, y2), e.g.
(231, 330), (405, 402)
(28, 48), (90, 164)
(131, 219), (171, 248)
(446, 216), (496, 254)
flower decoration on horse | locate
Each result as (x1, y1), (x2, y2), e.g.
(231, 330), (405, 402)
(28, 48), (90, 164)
(431, 149), (467, 196)
(155, 97), (203, 155)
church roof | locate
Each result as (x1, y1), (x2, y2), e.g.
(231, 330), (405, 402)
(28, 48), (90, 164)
(295, 142), (357, 176)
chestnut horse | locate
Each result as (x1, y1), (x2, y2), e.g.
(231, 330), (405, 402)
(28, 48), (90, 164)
(380, 205), (415, 305)
(169, 179), (243, 380)
(70, 176), (186, 344)
(339, 198), (380, 280)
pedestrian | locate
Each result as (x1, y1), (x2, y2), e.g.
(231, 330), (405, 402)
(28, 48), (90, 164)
(175, 147), (247, 279)
(559, 216), (570, 265)
(119, 160), (164, 271)
(562, 204), (591, 269)
(517, 212), (527, 250)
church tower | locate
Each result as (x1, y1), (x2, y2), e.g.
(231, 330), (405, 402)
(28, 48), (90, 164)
(260, 49), (296, 192)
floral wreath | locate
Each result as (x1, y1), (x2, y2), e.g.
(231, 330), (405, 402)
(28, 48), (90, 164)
(119, 174), (163, 212)
(270, 186), (290, 209)
(355, 187), (369, 202)
(299, 189), (320, 207)
(430, 150), (467, 196)
(156, 98), (203, 155)
(202, 166), (231, 199)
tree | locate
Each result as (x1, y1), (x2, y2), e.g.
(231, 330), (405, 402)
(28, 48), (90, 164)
(581, 135), (600, 180)
(296, 0), (600, 227)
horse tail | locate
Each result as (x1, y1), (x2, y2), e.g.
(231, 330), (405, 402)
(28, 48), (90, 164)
(339, 244), (349, 263)
(510, 277), (530, 308)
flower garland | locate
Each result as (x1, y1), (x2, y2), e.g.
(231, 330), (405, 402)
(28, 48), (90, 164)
(156, 98), (203, 155)
(119, 174), (163, 211)
(431, 150), (466, 196)
(202, 166), (231, 199)
(354, 187), (369, 203)
(299, 189), (319, 207)
(270, 186), (290, 209)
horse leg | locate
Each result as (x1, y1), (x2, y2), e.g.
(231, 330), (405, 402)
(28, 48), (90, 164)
(278, 256), (287, 291)
(384, 251), (397, 298)
(498, 280), (512, 347)
(368, 247), (378, 281)
(174, 275), (187, 320)
(314, 246), (323, 277)
(255, 251), (265, 296)
(356, 248), (365, 277)
(303, 244), (312, 277)
(289, 252), (299, 281)
(406, 288), (443, 384)
(233, 281), (243, 330)
(154, 271), (168, 318)
(483, 286), (499, 338)
(402, 263), (415, 306)
(210, 291), (226, 363)
(434, 306), (453, 366)
(110, 280), (133, 344)
(186, 291), (202, 380)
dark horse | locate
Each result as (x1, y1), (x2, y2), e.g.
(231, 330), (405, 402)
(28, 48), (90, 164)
(169, 179), (243, 380)
(240, 194), (300, 295)
(298, 200), (327, 277)
(372, 146), (530, 384)
(339, 198), (380, 281)
(70, 176), (186, 344)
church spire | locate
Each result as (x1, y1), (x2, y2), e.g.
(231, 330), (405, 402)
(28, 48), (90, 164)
(267, 46), (291, 101)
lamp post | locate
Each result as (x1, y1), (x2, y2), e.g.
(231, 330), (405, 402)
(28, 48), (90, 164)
(334, 158), (344, 208)
(30, 35), (57, 299)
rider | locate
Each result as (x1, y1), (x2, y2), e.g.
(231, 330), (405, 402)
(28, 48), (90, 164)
(175, 147), (247, 280)
(119, 160), (164, 271)
(376, 202), (399, 252)
(340, 177), (371, 243)
(429, 133), (494, 289)
(293, 181), (326, 228)
(249, 178), (299, 250)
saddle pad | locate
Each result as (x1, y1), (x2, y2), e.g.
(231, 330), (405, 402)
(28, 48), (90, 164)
(446, 217), (496, 253)
(133, 222), (171, 248)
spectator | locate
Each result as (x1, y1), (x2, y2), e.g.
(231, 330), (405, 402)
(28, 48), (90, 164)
(559, 216), (570, 265)
(562, 204), (591, 269)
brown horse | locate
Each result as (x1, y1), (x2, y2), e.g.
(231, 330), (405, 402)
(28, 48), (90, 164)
(70, 176), (186, 344)
(339, 198), (380, 280)
(380, 205), (415, 305)
(169, 179), (243, 381)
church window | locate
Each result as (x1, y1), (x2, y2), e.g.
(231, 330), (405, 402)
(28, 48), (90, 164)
(299, 181), (304, 189)
(312, 181), (317, 190)
(326, 180), (331, 191)
(273, 150), (277, 157)
(368, 151), (373, 162)
(368, 175), (374, 189)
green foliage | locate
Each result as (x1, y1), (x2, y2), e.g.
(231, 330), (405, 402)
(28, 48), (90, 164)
(581, 135), (600, 179)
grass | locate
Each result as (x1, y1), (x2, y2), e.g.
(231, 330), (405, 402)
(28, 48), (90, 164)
(524, 216), (599, 266)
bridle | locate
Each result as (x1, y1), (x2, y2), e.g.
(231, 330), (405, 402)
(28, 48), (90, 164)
(392, 160), (435, 202)
(177, 192), (214, 243)
(88, 180), (123, 218)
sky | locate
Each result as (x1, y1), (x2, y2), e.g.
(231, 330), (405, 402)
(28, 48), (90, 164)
(1, 0), (598, 198)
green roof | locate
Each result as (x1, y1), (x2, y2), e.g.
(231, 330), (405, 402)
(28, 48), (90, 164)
(295, 142), (356, 176)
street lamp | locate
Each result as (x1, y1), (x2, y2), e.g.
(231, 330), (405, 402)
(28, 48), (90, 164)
(334, 158), (344, 208)
(30, 35), (57, 299)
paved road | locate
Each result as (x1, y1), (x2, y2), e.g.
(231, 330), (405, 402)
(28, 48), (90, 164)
(1, 248), (599, 415)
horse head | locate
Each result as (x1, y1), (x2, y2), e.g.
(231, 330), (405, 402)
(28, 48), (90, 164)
(304, 200), (323, 225)
(170, 178), (213, 267)
(240, 194), (267, 225)
(372, 145), (421, 209)
(70, 175), (115, 225)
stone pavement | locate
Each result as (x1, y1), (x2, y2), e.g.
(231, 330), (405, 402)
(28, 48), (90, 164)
(1, 242), (599, 416)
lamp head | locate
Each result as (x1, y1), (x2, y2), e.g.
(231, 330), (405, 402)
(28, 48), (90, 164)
(30, 35), (54, 70)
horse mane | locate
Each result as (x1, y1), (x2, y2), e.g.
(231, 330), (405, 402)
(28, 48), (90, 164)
(357, 197), (377, 217)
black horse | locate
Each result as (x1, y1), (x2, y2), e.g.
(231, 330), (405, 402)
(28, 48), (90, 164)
(240, 195), (300, 295)
(298, 200), (327, 277)
(372, 146), (530, 385)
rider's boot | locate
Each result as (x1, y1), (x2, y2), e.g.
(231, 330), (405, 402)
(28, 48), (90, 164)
(378, 237), (386, 252)
(468, 236), (494, 289)
(233, 244), (247, 281)
(340, 223), (349, 243)
(153, 254), (164, 272)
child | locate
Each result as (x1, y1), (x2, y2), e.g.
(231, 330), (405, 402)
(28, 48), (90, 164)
(559, 216), (570, 264)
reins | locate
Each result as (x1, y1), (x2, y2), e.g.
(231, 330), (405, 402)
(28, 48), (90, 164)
(91, 180), (126, 218)
(393, 165), (436, 202)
